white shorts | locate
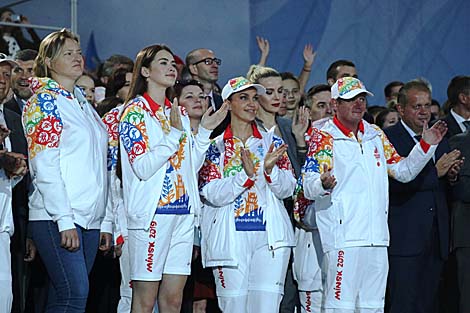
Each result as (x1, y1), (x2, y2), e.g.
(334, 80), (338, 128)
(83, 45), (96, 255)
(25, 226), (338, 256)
(0, 232), (12, 312)
(212, 231), (291, 297)
(323, 246), (387, 310)
(128, 213), (194, 281)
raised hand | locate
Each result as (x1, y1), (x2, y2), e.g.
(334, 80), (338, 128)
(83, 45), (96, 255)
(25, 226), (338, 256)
(303, 43), (316, 68)
(200, 101), (229, 130)
(422, 120), (447, 145)
(320, 163), (336, 190)
(241, 148), (255, 178)
(292, 106), (310, 146)
(20, 15), (31, 24)
(170, 98), (183, 131)
(256, 36), (270, 66)
(435, 149), (461, 178)
(60, 228), (80, 252)
(264, 143), (288, 175)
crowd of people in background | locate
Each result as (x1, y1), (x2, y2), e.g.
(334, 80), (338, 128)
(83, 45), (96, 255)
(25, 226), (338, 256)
(1, 7), (470, 313)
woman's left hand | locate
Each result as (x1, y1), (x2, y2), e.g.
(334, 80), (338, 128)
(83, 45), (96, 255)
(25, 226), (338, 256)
(200, 101), (229, 130)
(264, 143), (288, 175)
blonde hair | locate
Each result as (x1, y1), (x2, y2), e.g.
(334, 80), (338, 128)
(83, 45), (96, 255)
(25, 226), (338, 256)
(34, 28), (80, 78)
(246, 64), (280, 84)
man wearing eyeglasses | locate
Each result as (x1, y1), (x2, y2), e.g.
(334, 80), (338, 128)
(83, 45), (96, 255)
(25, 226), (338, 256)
(300, 77), (448, 312)
(384, 80), (461, 313)
(185, 48), (222, 111)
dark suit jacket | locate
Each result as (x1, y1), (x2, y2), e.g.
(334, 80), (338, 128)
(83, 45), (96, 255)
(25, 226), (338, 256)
(276, 116), (302, 177)
(442, 113), (463, 138)
(213, 93), (223, 111)
(385, 122), (450, 259)
(4, 96), (23, 116)
(4, 108), (29, 221)
(449, 130), (470, 248)
(208, 93), (227, 139)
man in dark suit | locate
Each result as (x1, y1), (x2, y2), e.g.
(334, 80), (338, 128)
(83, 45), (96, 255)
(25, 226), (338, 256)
(186, 48), (226, 139)
(4, 49), (36, 116)
(442, 76), (470, 138)
(0, 52), (35, 313)
(448, 128), (470, 313)
(437, 75), (470, 313)
(385, 81), (460, 313)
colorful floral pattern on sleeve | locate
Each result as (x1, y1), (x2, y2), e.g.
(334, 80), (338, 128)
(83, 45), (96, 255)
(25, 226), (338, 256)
(373, 125), (404, 165)
(199, 141), (223, 188)
(119, 101), (149, 165)
(294, 127), (333, 223)
(102, 107), (121, 171)
(272, 135), (293, 172)
(23, 90), (65, 160)
(293, 174), (312, 224)
(303, 127), (334, 175)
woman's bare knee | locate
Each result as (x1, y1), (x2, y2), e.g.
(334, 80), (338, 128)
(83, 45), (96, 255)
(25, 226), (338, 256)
(131, 281), (159, 313)
(157, 274), (187, 312)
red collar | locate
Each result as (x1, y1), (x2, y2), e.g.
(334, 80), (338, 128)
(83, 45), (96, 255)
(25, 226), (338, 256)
(333, 116), (364, 137)
(223, 122), (262, 141)
(143, 92), (172, 114)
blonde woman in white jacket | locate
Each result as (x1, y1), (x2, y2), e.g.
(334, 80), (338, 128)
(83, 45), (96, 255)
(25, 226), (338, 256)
(22, 29), (110, 312)
(199, 76), (296, 313)
(119, 44), (227, 313)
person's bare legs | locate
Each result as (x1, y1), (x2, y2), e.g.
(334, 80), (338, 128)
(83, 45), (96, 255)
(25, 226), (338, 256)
(131, 281), (159, 313)
(193, 299), (207, 313)
(158, 274), (188, 313)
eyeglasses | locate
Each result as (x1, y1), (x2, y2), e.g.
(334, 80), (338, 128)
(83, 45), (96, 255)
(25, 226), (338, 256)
(192, 58), (221, 66)
(409, 103), (432, 111)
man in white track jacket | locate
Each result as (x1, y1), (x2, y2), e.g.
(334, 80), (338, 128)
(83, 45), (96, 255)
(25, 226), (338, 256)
(301, 77), (448, 312)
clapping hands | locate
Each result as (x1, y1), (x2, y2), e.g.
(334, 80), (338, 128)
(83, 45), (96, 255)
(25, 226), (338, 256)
(264, 143), (288, 175)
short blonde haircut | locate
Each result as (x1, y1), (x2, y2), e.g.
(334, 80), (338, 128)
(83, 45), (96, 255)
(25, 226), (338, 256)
(34, 28), (80, 78)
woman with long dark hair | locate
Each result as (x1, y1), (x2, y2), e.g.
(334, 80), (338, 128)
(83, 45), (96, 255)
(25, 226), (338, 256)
(119, 44), (227, 313)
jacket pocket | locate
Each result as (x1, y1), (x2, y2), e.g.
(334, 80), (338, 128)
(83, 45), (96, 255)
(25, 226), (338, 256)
(201, 206), (237, 267)
(293, 228), (322, 291)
